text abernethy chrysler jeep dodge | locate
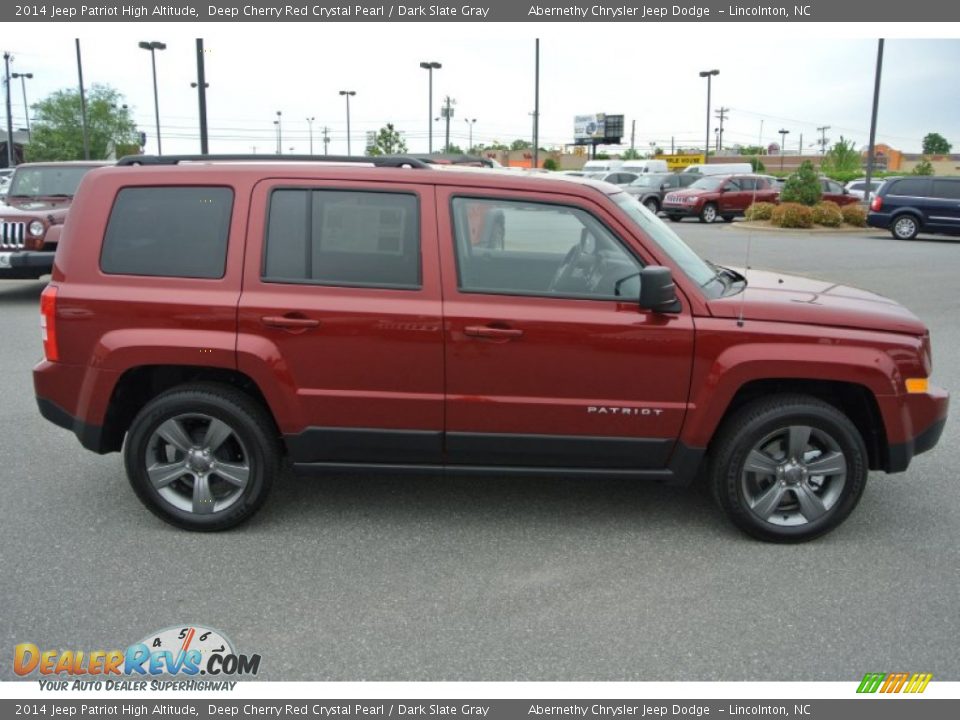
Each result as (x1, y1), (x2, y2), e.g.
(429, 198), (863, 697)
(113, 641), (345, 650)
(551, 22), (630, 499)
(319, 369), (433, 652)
(33, 155), (949, 542)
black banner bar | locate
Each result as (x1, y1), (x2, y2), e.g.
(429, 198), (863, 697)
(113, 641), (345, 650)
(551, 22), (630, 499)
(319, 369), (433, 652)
(4, 1), (960, 23)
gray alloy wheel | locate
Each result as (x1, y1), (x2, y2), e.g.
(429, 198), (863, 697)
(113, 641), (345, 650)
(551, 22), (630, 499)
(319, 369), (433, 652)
(644, 197), (660, 214)
(740, 425), (847, 527)
(700, 203), (718, 223)
(146, 413), (251, 515)
(892, 215), (919, 240)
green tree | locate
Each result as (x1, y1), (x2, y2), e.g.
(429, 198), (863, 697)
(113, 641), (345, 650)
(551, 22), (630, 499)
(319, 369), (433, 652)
(367, 123), (408, 156)
(921, 132), (952, 155)
(748, 156), (766, 172)
(444, 143), (464, 154)
(740, 145), (767, 156)
(486, 140), (509, 151)
(820, 136), (861, 174)
(912, 158), (935, 176)
(621, 148), (641, 160)
(780, 160), (822, 206)
(510, 138), (532, 151)
(26, 84), (139, 162)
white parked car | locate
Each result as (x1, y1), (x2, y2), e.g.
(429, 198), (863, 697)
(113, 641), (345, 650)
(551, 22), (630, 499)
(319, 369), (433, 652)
(845, 179), (881, 200)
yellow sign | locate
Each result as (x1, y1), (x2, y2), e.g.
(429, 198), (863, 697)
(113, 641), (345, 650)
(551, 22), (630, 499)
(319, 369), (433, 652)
(662, 154), (705, 171)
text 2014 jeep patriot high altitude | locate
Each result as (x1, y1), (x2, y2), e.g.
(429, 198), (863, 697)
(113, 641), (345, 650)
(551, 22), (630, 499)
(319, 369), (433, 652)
(33, 155), (949, 542)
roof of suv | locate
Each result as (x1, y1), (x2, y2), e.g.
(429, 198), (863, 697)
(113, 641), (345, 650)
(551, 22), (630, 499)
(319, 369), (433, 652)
(102, 155), (622, 197)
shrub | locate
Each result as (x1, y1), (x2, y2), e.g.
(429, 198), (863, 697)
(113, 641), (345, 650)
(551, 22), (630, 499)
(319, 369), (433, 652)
(542, 158), (558, 171)
(748, 156), (766, 172)
(780, 161), (822, 206)
(744, 202), (776, 221)
(912, 158), (934, 176)
(811, 201), (843, 227)
(770, 202), (814, 228)
(841, 204), (867, 227)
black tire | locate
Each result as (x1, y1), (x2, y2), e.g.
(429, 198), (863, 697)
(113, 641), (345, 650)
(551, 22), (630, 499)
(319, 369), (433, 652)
(709, 394), (868, 543)
(667, 215), (682, 223)
(644, 198), (660, 214)
(891, 214), (920, 240)
(722, 215), (735, 223)
(699, 203), (719, 223)
(124, 382), (280, 531)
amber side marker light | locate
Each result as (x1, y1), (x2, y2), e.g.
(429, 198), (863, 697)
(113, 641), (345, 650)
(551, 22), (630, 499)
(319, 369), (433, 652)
(40, 285), (59, 362)
(905, 378), (929, 394)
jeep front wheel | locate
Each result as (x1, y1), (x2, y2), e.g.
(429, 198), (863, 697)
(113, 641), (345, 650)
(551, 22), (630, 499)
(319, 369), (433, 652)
(124, 383), (279, 531)
(710, 395), (867, 542)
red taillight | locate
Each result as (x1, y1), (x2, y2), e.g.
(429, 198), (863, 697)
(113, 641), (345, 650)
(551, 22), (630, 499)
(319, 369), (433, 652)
(40, 285), (58, 362)
(870, 195), (882, 212)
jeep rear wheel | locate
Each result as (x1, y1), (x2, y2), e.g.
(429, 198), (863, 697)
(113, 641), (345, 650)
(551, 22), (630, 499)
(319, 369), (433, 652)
(710, 395), (867, 542)
(124, 383), (279, 531)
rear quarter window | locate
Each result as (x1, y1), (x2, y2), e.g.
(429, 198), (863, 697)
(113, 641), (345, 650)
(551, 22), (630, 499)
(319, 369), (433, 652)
(932, 179), (960, 200)
(887, 178), (931, 197)
(100, 186), (233, 278)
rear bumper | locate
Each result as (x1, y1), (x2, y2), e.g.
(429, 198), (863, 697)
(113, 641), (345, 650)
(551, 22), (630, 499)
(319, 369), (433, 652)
(36, 396), (108, 454)
(0, 250), (54, 277)
(884, 386), (949, 473)
(867, 212), (892, 230)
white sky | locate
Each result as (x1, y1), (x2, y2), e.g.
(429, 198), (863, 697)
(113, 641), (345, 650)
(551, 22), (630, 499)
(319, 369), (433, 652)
(6, 22), (960, 156)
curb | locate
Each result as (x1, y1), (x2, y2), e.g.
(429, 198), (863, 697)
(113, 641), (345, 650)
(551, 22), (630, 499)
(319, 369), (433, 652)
(728, 221), (871, 234)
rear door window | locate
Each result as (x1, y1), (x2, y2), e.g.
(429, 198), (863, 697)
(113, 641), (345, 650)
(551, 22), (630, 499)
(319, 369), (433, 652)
(932, 180), (960, 200)
(100, 186), (233, 278)
(263, 189), (420, 289)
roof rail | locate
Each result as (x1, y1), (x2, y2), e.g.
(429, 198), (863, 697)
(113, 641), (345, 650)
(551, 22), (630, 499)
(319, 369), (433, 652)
(116, 154), (431, 169)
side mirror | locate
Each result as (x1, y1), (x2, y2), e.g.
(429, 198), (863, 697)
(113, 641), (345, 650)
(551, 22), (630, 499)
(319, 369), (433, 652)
(639, 266), (681, 313)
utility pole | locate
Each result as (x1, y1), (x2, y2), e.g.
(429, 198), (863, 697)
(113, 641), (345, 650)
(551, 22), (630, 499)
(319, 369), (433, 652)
(11, 71), (32, 142)
(193, 38), (209, 155)
(322, 126), (330, 155)
(671, 136), (674, 154)
(778, 129), (790, 170)
(817, 125), (830, 155)
(630, 119), (636, 151)
(864, 40), (884, 206)
(306, 116), (315, 154)
(799, 133), (803, 157)
(714, 106), (728, 153)
(440, 95), (454, 152)
(3, 52), (13, 167)
(532, 38), (540, 169)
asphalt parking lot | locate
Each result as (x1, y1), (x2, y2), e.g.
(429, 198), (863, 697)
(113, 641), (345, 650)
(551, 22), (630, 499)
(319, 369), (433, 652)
(1, 223), (957, 681)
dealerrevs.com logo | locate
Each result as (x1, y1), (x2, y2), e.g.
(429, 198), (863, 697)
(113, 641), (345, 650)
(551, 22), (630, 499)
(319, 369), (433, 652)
(857, 672), (933, 694)
(14, 625), (260, 688)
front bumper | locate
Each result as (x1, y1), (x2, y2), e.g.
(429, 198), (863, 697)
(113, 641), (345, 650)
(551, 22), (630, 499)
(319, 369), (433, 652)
(884, 385), (949, 473)
(662, 203), (701, 217)
(0, 250), (54, 277)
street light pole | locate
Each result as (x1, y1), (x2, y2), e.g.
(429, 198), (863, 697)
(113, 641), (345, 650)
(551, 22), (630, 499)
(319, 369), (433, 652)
(138, 41), (166, 155)
(465, 118), (476, 152)
(275, 111), (282, 155)
(339, 90), (355, 155)
(778, 129), (790, 170)
(11, 72), (33, 142)
(306, 116), (315, 154)
(419, 61), (441, 154)
(698, 69), (719, 163)
(3, 53), (14, 166)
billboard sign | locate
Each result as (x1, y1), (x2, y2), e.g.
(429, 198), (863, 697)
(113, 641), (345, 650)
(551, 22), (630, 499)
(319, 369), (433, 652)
(661, 153), (706, 171)
(574, 114), (606, 140)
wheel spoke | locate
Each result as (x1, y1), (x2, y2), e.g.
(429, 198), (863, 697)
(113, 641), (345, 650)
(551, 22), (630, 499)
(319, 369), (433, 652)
(787, 425), (812, 460)
(805, 450), (846, 477)
(202, 418), (233, 453)
(192, 475), (215, 514)
(750, 482), (786, 519)
(794, 484), (828, 522)
(147, 461), (187, 489)
(744, 449), (779, 476)
(214, 461), (249, 488)
(156, 418), (194, 453)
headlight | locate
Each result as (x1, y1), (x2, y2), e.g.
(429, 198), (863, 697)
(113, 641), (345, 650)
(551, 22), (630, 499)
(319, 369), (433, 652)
(29, 220), (45, 237)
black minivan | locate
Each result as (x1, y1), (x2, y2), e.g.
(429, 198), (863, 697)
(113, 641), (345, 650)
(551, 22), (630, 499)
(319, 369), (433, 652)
(868, 176), (960, 240)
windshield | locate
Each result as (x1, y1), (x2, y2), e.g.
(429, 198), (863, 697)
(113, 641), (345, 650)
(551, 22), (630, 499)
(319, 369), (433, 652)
(8, 166), (98, 197)
(612, 192), (721, 295)
(689, 176), (724, 191)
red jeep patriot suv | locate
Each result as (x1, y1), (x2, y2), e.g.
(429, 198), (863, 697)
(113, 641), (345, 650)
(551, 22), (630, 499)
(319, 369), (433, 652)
(33, 155), (948, 542)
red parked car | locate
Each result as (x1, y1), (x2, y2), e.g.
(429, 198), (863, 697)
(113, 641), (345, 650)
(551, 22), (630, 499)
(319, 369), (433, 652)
(662, 174), (779, 223)
(0, 161), (109, 279)
(33, 155), (948, 541)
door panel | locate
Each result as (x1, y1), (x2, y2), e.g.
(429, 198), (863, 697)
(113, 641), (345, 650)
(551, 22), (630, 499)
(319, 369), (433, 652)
(237, 179), (444, 464)
(436, 187), (695, 469)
